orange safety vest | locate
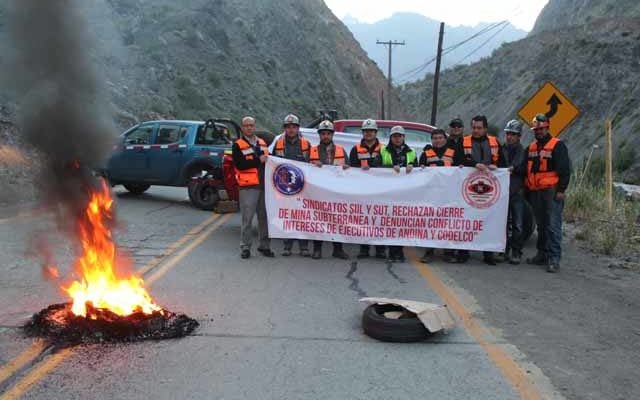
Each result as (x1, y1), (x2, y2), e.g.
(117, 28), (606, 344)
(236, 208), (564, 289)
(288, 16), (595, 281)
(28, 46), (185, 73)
(309, 144), (346, 166)
(463, 135), (499, 165)
(234, 137), (268, 187)
(424, 147), (455, 166)
(355, 142), (382, 168)
(525, 137), (560, 191)
(274, 136), (310, 158)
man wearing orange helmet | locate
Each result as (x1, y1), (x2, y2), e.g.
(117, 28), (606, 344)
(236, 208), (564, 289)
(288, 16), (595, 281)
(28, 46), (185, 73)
(524, 114), (571, 273)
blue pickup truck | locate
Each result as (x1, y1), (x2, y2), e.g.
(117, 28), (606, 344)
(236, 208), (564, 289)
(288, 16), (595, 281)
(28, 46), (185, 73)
(102, 118), (274, 209)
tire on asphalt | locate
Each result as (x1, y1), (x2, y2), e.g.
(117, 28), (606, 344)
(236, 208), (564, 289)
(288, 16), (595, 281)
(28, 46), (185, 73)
(362, 304), (430, 343)
(123, 183), (150, 195)
(187, 180), (220, 211)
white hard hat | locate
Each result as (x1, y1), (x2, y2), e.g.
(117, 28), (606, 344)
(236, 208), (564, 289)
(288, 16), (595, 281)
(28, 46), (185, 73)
(283, 114), (300, 126)
(390, 125), (405, 136)
(361, 119), (378, 131)
(317, 120), (334, 133)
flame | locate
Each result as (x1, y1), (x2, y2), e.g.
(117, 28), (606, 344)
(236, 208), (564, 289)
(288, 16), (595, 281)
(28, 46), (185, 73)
(62, 180), (161, 317)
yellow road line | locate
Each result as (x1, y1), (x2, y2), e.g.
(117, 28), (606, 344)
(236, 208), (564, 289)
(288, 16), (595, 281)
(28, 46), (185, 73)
(407, 248), (542, 400)
(0, 340), (49, 387)
(0, 212), (230, 399)
(0, 348), (72, 400)
(146, 213), (232, 286)
(136, 213), (220, 276)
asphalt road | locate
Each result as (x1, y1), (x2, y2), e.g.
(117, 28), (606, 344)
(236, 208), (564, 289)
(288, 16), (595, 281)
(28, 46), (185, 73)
(0, 186), (637, 399)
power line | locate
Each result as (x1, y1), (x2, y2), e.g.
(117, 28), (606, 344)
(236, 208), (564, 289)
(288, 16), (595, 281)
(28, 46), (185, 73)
(395, 20), (509, 83)
(452, 22), (509, 66)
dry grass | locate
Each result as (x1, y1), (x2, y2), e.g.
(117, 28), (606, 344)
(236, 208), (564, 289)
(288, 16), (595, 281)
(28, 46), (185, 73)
(565, 178), (640, 256)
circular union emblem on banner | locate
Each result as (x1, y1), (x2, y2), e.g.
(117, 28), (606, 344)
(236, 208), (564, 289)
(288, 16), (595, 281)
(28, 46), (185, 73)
(462, 171), (500, 209)
(273, 164), (305, 195)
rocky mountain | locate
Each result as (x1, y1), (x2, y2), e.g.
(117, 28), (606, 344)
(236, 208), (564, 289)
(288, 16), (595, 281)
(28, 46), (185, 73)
(531, 0), (640, 34)
(0, 0), (391, 131)
(400, 0), (640, 184)
(344, 13), (526, 83)
(0, 0), (392, 204)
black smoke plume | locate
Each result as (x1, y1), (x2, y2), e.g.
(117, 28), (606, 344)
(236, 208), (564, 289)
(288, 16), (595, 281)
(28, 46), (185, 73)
(5, 0), (113, 224)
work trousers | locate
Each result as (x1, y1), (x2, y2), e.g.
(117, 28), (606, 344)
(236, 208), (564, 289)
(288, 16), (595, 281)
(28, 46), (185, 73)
(239, 187), (270, 251)
(528, 188), (564, 263)
(507, 192), (526, 256)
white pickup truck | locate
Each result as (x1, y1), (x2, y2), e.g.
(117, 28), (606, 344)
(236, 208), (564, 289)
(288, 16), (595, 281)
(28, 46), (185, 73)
(270, 119), (436, 154)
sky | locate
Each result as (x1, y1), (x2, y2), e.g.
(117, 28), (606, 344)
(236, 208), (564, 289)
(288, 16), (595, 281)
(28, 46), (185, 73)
(324, 0), (549, 31)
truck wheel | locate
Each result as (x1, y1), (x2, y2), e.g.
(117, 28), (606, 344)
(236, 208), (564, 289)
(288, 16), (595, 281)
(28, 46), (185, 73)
(123, 183), (150, 195)
(362, 304), (430, 343)
(188, 180), (219, 211)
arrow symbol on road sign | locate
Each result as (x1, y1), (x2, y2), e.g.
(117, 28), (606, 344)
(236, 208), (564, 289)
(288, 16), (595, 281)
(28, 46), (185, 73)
(545, 94), (562, 119)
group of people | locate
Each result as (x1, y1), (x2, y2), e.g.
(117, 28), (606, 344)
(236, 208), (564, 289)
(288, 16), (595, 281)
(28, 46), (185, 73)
(231, 112), (571, 273)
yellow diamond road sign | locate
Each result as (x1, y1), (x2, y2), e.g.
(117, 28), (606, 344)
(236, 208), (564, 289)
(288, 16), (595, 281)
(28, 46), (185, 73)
(518, 81), (580, 137)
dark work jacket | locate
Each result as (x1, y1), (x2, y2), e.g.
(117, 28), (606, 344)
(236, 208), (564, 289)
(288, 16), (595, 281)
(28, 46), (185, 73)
(447, 135), (464, 157)
(419, 144), (463, 166)
(523, 134), (572, 193)
(505, 142), (525, 195)
(282, 136), (309, 162)
(232, 135), (265, 187)
(461, 135), (508, 168)
(349, 139), (383, 168)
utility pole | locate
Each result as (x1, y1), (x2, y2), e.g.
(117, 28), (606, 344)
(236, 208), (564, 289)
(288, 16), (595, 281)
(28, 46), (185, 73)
(377, 40), (405, 119)
(431, 22), (445, 126)
(380, 90), (386, 119)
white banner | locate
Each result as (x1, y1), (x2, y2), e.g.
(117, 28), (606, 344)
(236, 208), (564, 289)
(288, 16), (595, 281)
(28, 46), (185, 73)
(265, 157), (509, 252)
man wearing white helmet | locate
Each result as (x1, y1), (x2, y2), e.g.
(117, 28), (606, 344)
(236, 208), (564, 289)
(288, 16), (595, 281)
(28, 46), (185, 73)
(380, 125), (417, 262)
(275, 114), (312, 257)
(502, 119), (526, 264)
(349, 118), (386, 259)
(309, 120), (350, 260)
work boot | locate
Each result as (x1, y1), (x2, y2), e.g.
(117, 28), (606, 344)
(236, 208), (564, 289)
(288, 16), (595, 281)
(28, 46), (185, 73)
(375, 249), (387, 259)
(241, 249), (250, 259)
(483, 254), (497, 266)
(282, 248), (292, 257)
(396, 251), (406, 263)
(300, 248), (311, 257)
(546, 263), (560, 273)
(420, 249), (434, 263)
(509, 251), (521, 265)
(527, 253), (547, 265)
(332, 250), (350, 260)
(258, 248), (275, 257)
(311, 249), (321, 259)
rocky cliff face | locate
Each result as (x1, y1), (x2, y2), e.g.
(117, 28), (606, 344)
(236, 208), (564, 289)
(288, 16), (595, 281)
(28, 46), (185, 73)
(0, 0), (390, 130)
(400, 2), (640, 183)
(0, 0), (391, 204)
(531, 0), (640, 34)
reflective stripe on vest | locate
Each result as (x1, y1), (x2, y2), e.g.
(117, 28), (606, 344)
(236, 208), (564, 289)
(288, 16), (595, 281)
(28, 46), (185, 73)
(381, 146), (417, 166)
(463, 135), (499, 165)
(424, 148), (454, 166)
(356, 143), (382, 168)
(309, 145), (346, 166)
(274, 136), (310, 157)
(526, 137), (560, 191)
(234, 137), (268, 187)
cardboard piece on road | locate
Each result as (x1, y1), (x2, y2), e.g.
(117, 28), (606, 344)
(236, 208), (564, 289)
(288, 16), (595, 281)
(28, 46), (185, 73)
(518, 81), (580, 137)
(360, 297), (456, 333)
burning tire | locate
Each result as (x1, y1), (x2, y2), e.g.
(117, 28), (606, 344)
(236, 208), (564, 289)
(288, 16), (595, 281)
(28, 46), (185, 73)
(362, 304), (430, 343)
(123, 183), (150, 195)
(188, 179), (220, 210)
